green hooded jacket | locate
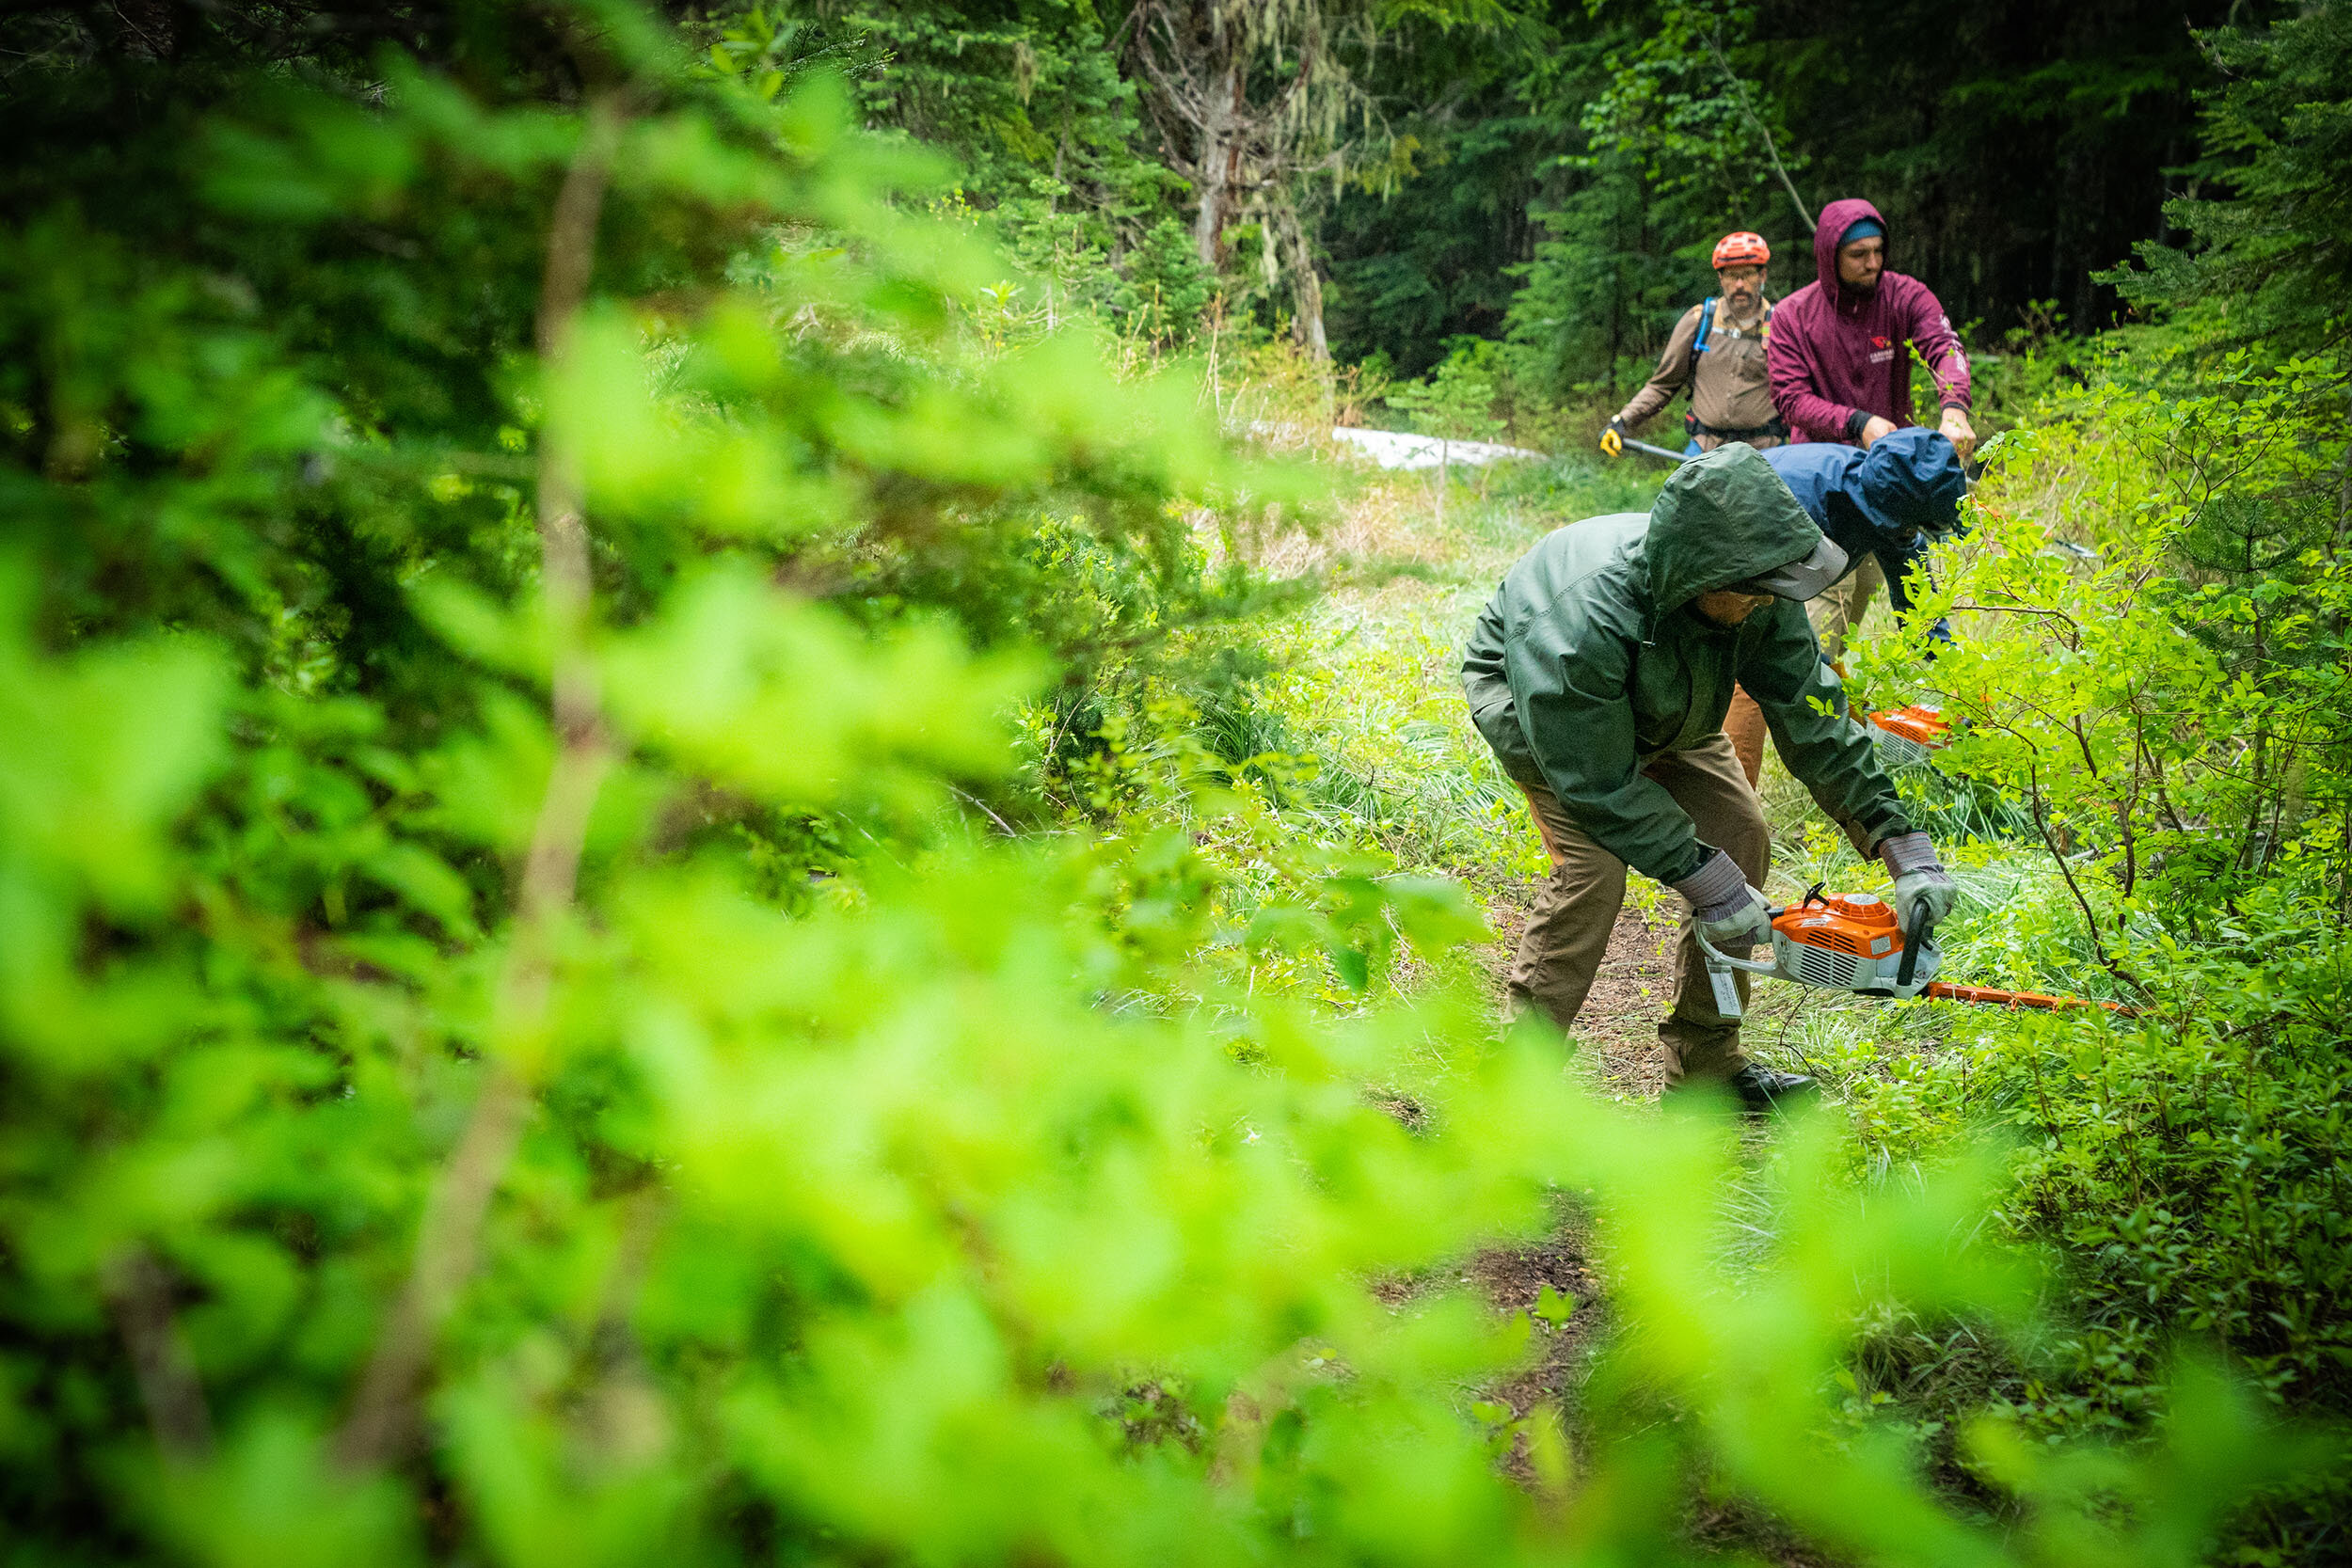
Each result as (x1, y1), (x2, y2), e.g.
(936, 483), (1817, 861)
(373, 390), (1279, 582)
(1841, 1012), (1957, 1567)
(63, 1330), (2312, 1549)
(1460, 445), (1912, 884)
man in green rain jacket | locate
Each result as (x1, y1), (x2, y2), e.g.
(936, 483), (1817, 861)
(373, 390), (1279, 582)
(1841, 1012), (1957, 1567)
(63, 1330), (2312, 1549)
(1461, 445), (1955, 1108)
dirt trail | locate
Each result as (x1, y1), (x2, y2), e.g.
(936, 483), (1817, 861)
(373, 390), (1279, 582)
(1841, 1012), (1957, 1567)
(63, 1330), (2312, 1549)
(1479, 891), (1682, 1099)
(1450, 885), (1673, 1417)
(1459, 894), (1841, 1565)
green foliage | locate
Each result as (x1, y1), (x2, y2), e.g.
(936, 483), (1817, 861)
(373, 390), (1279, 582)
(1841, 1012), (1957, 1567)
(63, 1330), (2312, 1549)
(1, 548), (2324, 1560)
(1384, 339), (1507, 444)
(1869, 354), (2352, 934)
(1107, 216), (1219, 352)
(1314, 6), (1554, 376)
(654, 0), (2265, 410)
(806, 0), (1175, 247)
(1820, 230), (2352, 1556)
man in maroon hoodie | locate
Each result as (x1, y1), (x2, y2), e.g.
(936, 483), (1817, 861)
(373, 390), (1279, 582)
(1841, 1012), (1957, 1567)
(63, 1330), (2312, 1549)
(1768, 198), (1974, 454)
(1764, 198), (1974, 658)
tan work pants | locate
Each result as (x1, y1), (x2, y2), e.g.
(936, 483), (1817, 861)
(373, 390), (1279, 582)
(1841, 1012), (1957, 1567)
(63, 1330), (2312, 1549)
(1721, 554), (1890, 788)
(1510, 733), (1771, 1084)
(1808, 553), (1885, 664)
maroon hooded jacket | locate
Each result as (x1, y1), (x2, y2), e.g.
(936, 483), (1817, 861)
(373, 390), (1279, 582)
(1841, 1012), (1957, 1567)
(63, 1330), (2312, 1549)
(1766, 198), (1970, 445)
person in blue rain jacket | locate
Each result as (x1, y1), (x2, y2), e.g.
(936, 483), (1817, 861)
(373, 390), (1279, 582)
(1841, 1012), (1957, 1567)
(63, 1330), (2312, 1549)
(1722, 426), (1967, 784)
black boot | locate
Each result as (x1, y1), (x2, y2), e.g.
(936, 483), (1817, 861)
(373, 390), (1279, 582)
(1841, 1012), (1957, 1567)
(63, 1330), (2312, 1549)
(1725, 1064), (1815, 1114)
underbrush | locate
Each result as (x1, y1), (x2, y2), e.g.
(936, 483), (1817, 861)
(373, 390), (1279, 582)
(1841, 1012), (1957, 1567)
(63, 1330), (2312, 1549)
(1265, 375), (2352, 1558)
(1035, 453), (1669, 1015)
(1232, 455), (1665, 882)
(1746, 848), (2352, 1558)
(1739, 345), (2352, 1559)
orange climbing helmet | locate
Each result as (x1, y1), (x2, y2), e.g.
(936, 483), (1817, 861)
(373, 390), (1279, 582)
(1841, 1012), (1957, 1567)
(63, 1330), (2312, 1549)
(1712, 231), (1771, 269)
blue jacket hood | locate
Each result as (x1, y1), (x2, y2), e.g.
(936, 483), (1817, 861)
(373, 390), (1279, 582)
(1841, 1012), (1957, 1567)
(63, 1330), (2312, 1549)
(1766, 431), (1963, 552)
(1854, 428), (1966, 535)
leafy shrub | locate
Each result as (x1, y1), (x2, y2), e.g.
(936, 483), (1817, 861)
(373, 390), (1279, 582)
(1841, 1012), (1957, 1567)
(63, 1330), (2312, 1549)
(1823, 329), (2352, 1558)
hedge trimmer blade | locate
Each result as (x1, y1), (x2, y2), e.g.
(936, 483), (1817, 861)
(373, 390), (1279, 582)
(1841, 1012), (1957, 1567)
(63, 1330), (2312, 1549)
(1920, 980), (2137, 1015)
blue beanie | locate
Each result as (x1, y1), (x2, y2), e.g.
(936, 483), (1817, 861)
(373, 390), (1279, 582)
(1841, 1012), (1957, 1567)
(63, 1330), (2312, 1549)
(1840, 217), (1884, 246)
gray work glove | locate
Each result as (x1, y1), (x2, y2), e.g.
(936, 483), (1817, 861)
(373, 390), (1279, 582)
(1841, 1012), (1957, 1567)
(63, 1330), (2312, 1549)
(1674, 848), (1772, 951)
(1878, 831), (1956, 927)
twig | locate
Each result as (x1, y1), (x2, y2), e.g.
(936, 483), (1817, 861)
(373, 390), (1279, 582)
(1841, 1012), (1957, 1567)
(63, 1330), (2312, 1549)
(331, 1070), (532, 1470)
(2026, 773), (2140, 995)
(2026, 1048), (2064, 1151)
(1703, 31), (1813, 233)
(1947, 600), (2083, 647)
(951, 784), (1018, 836)
(105, 1247), (215, 1465)
(334, 94), (627, 1472)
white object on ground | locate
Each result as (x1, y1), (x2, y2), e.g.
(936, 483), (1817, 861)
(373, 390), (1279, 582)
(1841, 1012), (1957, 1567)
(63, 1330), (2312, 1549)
(1329, 426), (1543, 471)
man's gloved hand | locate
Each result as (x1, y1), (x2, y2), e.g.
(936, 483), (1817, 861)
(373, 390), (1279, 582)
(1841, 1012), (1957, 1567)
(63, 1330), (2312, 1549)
(1674, 848), (1773, 951)
(1878, 831), (1956, 928)
(1600, 417), (1628, 458)
(1921, 616), (1955, 660)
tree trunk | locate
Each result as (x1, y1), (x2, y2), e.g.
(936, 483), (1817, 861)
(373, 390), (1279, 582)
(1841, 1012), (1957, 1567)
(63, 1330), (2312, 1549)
(1192, 55), (1244, 267)
(1285, 207), (1329, 362)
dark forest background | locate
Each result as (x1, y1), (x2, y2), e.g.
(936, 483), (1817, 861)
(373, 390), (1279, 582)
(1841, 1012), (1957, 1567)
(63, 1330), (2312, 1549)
(1323, 0), (2233, 375)
(0, 0), (2291, 395)
(761, 0), (2261, 388)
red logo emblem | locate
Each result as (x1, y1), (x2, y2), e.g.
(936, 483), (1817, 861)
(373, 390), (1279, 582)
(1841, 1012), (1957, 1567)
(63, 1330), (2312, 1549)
(1871, 335), (1892, 349)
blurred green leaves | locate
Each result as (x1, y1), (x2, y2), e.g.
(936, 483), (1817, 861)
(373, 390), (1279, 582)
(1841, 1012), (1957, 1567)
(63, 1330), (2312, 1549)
(0, 591), (226, 917)
(600, 564), (1039, 806)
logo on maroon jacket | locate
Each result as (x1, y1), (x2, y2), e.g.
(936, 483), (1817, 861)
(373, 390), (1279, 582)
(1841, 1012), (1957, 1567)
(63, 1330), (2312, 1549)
(1871, 335), (1892, 349)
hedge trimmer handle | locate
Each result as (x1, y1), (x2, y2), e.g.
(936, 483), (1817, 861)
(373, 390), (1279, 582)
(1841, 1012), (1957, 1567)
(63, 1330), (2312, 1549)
(1692, 932), (1777, 974)
(1897, 895), (1932, 989)
(1694, 910), (1783, 1021)
(1621, 435), (1692, 465)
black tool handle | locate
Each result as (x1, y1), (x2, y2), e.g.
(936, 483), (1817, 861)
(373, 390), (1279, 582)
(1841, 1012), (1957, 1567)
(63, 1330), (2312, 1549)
(1897, 895), (1931, 988)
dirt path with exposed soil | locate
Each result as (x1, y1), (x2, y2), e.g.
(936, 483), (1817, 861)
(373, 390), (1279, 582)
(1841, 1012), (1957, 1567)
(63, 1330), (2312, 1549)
(1300, 483), (1834, 1562)
(1458, 894), (1836, 1565)
(1477, 888), (1682, 1099)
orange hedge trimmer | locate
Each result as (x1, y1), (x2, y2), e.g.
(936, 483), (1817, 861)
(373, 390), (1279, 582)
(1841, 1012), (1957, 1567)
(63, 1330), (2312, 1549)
(1696, 887), (2134, 1018)
(1863, 702), (1951, 768)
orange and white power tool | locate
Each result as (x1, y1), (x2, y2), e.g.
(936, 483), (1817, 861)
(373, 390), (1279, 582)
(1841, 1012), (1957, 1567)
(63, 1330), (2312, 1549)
(1830, 652), (1953, 770)
(1864, 703), (1951, 769)
(1696, 887), (2132, 1018)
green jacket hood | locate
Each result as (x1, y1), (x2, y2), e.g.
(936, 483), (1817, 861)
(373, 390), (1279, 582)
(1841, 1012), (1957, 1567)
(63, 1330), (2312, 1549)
(1643, 445), (1825, 633)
